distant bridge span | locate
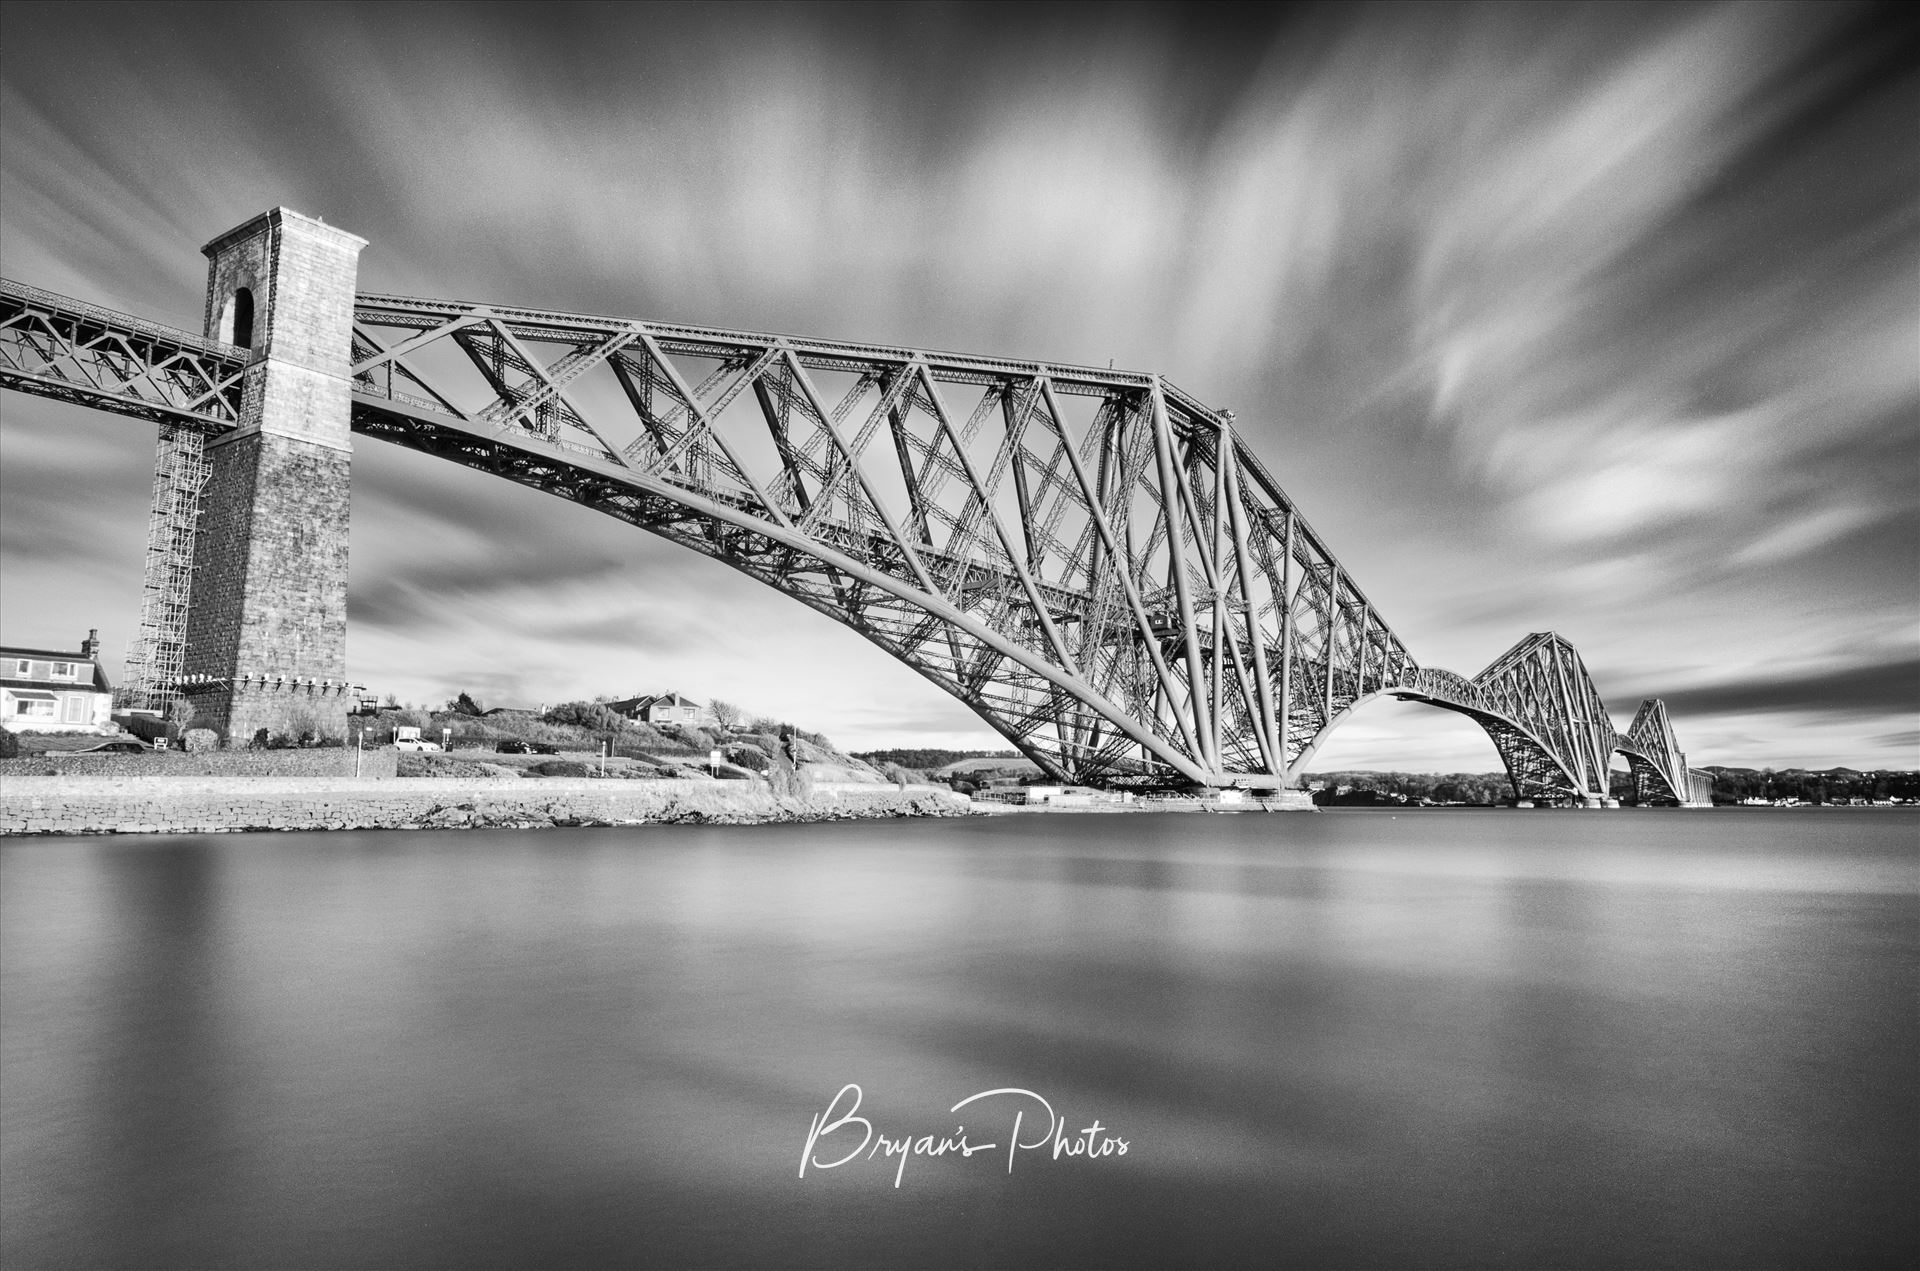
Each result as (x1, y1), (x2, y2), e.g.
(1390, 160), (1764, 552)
(0, 210), (1712, 805)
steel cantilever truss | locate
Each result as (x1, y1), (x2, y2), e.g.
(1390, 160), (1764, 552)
(1619, 699), (1715, 805)
(0, 278), (245, 429)
(1394, 635), (1711, 805)
(0, 278), (246, 709)
(0, 276), (1716, 800)
(347, 293), (1414, 787)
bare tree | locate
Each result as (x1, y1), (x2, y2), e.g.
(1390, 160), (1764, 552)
(708, 698), (744, 731)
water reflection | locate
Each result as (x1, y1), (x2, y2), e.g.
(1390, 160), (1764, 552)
(2, 810), (1914, 1268)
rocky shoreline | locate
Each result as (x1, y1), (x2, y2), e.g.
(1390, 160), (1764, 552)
(0, 776), (974, 837)
(401, 791), (973, 831)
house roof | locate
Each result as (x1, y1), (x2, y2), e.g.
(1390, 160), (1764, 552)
(0, 646), (112, 693)
(1, 645), (92, 662)
(1, 674), (111, 694)
(609, 693), (701, 714)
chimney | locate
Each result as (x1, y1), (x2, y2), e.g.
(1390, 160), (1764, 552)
(81, 629), (101, 661)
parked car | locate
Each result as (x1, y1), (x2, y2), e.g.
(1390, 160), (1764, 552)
(394, 738), (442, 752)
(495, 740), (558, 754)
(75, 738), (150, 754)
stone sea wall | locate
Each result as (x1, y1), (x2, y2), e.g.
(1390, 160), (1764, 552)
(0, 776), (972, 836)
(0, 746), (399, 780)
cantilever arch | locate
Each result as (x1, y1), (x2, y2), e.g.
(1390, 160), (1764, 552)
(178, 208), (366, 742)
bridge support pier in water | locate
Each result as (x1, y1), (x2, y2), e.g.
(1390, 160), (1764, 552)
(172, 209), (365, 742)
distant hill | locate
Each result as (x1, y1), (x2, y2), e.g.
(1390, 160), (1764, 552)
(1700, 766), (1916, 804)
(1303, 771), (1512, 806)
(853, 748), (1022, 771)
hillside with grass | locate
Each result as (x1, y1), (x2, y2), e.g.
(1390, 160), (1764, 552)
(366, 697), (892, 787)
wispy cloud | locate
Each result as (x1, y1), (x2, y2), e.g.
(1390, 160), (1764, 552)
(1639, 657), (1920, 718)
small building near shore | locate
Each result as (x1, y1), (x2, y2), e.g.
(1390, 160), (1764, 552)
(607, 692), (703, 727)
(1, 630), (115, 733)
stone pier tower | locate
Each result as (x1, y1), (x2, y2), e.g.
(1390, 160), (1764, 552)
(178, 208), (366, 742)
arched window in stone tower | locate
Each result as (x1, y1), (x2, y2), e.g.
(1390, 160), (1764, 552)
(230, 287), (255, 348)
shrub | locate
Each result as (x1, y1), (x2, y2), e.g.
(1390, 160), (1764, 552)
(183, 728), (218, 754)
(381, 708), (435, 733)
(284, 704), (320, 746)
(529, 759), (597, 778)
(398, 755), (513, 779)
(544, 701), (631, 733)
(0, 729), (17, 760)
(655, 763), (706, 780)
(724, 743), (770, 772)
(624, 721), (675, 750)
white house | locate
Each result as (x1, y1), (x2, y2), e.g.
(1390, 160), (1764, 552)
(1, 630), (115, 733)
(608, 691), (703, 727)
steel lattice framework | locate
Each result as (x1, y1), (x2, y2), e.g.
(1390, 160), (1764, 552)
(1620, 698), (1716, 806)
(0, 279), (245, 429)
(0, 277), (1715, 802)
(1391, 635), (1705, 804)
(0, 279), (243, 708)
(345, 291), (1416, 788)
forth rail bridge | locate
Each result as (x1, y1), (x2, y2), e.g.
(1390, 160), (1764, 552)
(0, 208), (1713, 808)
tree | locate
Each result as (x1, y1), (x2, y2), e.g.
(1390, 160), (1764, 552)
(708, 698), (743, 730)
(544, 700), (627, 732)
(448, 692), (484, 716)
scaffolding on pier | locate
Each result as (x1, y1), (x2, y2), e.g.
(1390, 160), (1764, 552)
(119, 424), (209, 712)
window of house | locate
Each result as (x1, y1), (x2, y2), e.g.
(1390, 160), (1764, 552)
(47, 662), (77, 679)
(13, 695), (55, 718)
(10, 660), (27, 676)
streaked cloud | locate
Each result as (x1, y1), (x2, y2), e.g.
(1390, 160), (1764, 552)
(1637, 657), (1920, 718)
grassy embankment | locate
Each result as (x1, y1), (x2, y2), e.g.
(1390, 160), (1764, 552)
(371, 707), (892, 788)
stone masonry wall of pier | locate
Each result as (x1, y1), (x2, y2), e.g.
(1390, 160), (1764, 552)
(178, 208), (365, 744)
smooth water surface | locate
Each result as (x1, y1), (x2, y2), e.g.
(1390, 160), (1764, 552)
(3, 809), (1915, 1268)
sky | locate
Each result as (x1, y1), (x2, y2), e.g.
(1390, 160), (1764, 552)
(1, 0), (1915, 771)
